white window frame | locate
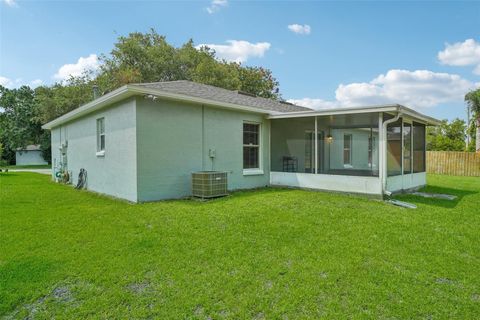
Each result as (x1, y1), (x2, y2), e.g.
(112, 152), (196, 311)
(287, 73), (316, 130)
(96, 117), (105, 157)
(243, 121), (263, 175)
(343, 134), (352, 167)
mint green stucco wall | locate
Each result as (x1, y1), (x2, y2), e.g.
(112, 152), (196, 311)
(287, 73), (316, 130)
(50, 96), (270, 202)
(50, 98), (138, 202)
(136, 97), (270, 201)
(15, 150), (48, 165)
(328, 129), (379, 170)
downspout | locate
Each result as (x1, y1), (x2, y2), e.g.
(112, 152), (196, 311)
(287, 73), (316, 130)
(201, 105), (205, 171)
(381, 112), (402, 195)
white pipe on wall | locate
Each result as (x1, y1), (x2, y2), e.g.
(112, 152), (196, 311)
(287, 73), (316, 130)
(381, 112), (402, 195)
(314, 116), (318, 174)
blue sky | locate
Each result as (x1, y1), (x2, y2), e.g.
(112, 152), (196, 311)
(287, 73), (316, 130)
(1, 0), (479, 120)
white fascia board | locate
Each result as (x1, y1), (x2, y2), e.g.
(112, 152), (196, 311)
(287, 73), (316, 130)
(269, 103), (442, 126)
(267, 105), (400, 119)
(397, 106), (442, 126)
(42, 85), (133, 130)
(128, 85), (270, 115)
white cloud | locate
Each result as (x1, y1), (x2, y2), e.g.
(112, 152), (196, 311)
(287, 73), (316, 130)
(287, 24), (311, 35)
(288, 69), (477, 110)
(474, 65), (480, 76)
(30, 79), (43, 88)
(3, 0), (18, 7)
(287, 98), (339, 110)
(196, 40), (271, 63)
(53, 54), (100, 81)
(438, 39), (480, 75)
(0, 76), (13, 88)
(206, 0), (227, 14)
(0, 76), (25, 88)
(0, 76), (44, 89)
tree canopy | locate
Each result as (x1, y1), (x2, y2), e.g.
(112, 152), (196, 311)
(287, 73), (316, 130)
(0, 85), (43, 163)
(97, 31), (280, 100)
(426, 118), (467, 151)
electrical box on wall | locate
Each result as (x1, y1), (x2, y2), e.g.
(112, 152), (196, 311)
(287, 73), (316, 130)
(209, 148), (216, 158)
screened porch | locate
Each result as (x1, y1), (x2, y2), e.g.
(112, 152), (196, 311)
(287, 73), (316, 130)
(271, 113), (381, 177)
(269, 110), (428, 195)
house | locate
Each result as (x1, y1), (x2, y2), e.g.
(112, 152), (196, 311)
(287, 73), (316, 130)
(42, 81), (441, 202)
(15, 145), (48, 166)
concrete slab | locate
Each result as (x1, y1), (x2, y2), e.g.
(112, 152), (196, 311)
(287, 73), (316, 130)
(7, 169), (51, 175)
(412, 192), (457, 201)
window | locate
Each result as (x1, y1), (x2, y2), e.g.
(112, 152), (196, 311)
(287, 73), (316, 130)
(343, 134), (352, 166)
(97, 118), (105, 152)
(243, 123), (260, 169)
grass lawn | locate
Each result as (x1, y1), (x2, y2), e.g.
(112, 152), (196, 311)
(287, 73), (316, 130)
(1, 173), (479, 319)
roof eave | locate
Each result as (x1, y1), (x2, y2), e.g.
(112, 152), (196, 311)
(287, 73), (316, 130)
(128, 85), (272, 115)
(267, 105), (400, 119)
(42, 85), (133, 130)
(268, 104), (442, 126)
(42, 84), (276, 130)
(396, 105), (442, 126)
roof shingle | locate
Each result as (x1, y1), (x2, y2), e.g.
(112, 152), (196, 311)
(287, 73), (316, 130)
(133, 80), (311, 113)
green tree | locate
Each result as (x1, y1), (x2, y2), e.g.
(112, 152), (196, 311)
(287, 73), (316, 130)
(35, 74), (97, 123)
(39, 130), (51, 163)
(98, 29), (280, 99)
(427, 118), (467, 151)
(0, 142), (4, 166)
(0, 85), (42, 164)
(465, 88), (480, 152)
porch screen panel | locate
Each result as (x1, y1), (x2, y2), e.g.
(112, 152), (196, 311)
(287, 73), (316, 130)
(386, 119), (402, 176)
(317, 113), (379, 177)
(413, 122), (426, 173)
(403, 123), (412, 174)
(270, 117), (316, 173)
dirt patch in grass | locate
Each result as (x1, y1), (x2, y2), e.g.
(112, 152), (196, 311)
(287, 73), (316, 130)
(126, 281), (151, 295)
(5, 284), (75, 319)
(435, 277), (456, 285)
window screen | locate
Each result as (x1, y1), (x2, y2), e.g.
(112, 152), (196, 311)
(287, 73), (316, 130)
(97, 118), (105, 152)
(403, 123), (412, 174)
(343, 134), (352, 165)
(413, 122), (426, 173)
(387, 119), (402, 176)
(243, 123), (260, 169)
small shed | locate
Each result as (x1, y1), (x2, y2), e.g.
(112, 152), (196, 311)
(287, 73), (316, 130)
(15, 145), (48, 165)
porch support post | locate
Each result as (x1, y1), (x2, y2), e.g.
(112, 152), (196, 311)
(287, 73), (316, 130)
(401, 117), (404, 189)
(314, 116), (318, 174)
(378, 113), (384, 194)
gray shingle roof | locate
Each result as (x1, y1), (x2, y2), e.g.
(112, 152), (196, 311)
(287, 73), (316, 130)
(133, 80), (311, 113)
